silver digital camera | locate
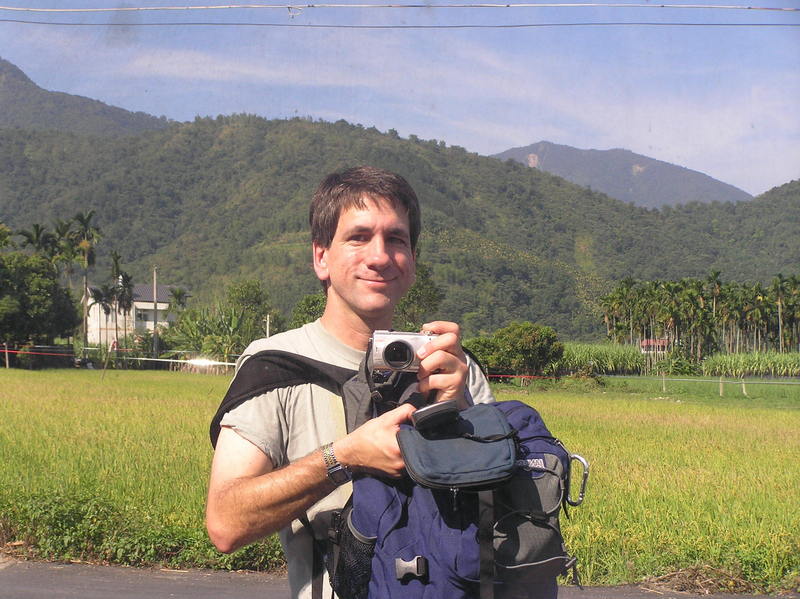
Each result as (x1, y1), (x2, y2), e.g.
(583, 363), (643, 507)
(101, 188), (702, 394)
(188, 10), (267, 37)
(371, 330), (438, 372)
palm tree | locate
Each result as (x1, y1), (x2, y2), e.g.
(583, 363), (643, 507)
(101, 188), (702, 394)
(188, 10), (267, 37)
(74, 211), (102, 357)
(600, 278), (637, 344)
(117, 272), (135, 351)
(705, 270), (723, 320)
(744, 283), (769, 352)
(109, 250), (123, 349)
(771, 274), (789, 352)
(168, 287), (189, 315)
(659, 280), (684, 350)
(618, 277), (638, 345)
(88, 285), (114, 349)
(52, 218), (78, 288)
(787, 275), (800, 352)
(17, 223), (56, 261)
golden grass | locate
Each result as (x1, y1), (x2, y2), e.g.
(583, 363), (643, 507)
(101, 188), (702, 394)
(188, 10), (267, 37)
(1, 369), (798, 589)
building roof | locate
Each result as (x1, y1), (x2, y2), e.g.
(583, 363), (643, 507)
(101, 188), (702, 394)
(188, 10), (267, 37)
(132, 284), (179, 304)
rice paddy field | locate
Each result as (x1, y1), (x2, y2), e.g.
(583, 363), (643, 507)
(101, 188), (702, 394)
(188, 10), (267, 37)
(0, 368), (798, 592)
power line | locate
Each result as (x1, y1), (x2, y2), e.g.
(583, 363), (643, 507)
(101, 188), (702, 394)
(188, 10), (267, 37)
(2, 17), (797, 27)
(0, 2), (798, 12)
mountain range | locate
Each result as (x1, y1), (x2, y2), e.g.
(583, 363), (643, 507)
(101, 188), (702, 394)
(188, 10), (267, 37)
(493, 141), (753, 208)
(0, 57), (169, 137)
(1, 58), (797, 339)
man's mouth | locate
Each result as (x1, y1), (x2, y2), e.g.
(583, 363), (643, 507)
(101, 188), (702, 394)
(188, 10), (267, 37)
(360, 277), (394, 286)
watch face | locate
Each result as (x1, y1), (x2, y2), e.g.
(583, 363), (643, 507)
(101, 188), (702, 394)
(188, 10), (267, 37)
(328, 465), (351, 485)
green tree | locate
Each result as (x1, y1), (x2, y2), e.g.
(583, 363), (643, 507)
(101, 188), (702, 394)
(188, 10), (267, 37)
(0, 223), (12, 249)
(771, 273), (789, 352)
(225, 279), (284, 341)
(17, 223), (56, 261)
(166, 304), (244, 363)
(0, 252), (80, 346)
(461, 336), (499, 375)
(117, 271), (134, 350)
(88, 284), (114, 348)
(167, 279), (286, 360)
(290, 292), (326, 328)
(74, 210), (102, 355)
(492, 321), (564, 375)
(109, 250), (124, 349)
(168, 287), (189, 314)
(465, 321), (563, 376)
(52, 217), (78, 288)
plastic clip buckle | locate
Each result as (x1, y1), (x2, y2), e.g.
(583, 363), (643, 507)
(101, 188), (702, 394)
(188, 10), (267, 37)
(395, 556), (429, 581)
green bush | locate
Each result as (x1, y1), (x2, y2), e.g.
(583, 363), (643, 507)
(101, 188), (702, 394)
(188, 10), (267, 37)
(464, 321), (563, 376)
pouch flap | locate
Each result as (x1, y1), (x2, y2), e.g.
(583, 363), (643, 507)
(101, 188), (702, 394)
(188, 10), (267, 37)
(397, 403), (517, 489)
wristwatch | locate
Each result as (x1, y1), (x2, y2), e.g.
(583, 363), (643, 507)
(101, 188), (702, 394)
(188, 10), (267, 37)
(322, 442), (351, 486)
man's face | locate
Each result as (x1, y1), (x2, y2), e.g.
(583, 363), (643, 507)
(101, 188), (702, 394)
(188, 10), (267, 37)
(313, 196), (416, 325)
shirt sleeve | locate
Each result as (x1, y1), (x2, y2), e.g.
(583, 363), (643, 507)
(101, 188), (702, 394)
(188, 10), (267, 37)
(219, 388), (289, 468)
(465, 356), (495, 405)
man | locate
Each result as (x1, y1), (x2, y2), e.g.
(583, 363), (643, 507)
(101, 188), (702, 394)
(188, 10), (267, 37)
(206, 166), (494, 598)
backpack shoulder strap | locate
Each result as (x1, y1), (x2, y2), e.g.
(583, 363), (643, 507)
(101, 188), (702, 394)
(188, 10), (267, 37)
(209, 349), (357, 447)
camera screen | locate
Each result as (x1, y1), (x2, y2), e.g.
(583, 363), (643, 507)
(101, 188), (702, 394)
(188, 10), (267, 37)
(383, 341), (414, 369)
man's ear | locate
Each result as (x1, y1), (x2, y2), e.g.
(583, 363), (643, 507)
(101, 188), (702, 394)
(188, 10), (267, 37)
(312, 242), (330, 283)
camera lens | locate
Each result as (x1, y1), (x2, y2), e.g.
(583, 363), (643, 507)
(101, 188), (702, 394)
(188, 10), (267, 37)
(383, 341), (414, 369)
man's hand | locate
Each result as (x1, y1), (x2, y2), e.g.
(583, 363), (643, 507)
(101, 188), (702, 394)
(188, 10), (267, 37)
(414, 321), (469, 409)
(334, 402), (416, 477)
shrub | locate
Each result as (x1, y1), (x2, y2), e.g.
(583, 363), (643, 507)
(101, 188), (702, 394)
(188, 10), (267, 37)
(464, 321), (563, 376)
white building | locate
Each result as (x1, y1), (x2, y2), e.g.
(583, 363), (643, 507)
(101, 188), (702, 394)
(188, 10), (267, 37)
(85, 284), (178, 346)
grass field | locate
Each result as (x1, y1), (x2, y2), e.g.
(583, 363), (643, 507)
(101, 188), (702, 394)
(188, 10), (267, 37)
(0, 369), (798, 591)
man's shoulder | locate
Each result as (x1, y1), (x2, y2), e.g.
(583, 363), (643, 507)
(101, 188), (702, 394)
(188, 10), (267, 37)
(233, 326), (313, 374)
(236, 320), (362, 372)
(240, 326), (311, 357)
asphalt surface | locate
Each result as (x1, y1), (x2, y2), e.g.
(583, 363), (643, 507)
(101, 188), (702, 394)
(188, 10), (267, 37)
(1, 556), (797, 599)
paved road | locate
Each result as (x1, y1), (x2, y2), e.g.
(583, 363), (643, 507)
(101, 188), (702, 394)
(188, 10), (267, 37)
(2, 557), (797, 599)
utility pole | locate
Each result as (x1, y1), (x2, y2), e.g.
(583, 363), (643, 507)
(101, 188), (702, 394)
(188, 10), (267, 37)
(152, 265), (159, 359)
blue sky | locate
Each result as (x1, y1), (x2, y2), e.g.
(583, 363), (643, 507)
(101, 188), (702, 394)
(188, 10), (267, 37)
(1, 1), (798, 196)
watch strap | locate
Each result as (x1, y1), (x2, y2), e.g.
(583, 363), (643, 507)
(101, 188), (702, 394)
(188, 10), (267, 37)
(322, 442), (351, 485)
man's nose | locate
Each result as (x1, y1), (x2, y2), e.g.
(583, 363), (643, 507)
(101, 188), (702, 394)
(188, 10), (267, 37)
(365, 237), (392, 269)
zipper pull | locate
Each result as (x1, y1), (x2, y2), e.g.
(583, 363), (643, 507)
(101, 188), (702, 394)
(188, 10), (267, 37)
(451, 487), (459, 511)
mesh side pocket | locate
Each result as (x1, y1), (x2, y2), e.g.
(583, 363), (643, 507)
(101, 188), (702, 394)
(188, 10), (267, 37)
(328, 506), (376, 599)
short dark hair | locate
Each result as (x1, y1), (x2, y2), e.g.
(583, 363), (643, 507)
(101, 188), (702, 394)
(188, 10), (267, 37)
(309, 166), (421, 250)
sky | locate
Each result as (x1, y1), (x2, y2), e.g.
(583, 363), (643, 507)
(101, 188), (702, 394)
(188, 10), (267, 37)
(1, 1), (798, 196)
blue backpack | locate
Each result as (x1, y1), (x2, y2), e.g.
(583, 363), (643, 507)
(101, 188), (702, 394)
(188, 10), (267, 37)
(327, 400), (589, 599)
(210, 351), (589, 599)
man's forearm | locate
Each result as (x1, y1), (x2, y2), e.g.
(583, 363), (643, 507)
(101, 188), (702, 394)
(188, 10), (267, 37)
(207, 448), (334, 553)
(206, 404), (416, 553)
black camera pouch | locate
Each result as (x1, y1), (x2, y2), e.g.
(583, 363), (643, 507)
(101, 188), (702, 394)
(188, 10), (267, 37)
(396, 403), (518, 490)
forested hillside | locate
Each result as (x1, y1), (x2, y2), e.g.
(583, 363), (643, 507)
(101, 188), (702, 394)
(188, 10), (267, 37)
(493, 141), (753, 208)
(0, 57), (169, 136)
(1, 115), (797, 339)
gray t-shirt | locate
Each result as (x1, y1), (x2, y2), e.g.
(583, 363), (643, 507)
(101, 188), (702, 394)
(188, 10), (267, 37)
(220, 319), (495, 599)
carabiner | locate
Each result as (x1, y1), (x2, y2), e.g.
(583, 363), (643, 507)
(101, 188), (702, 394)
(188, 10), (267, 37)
(567, 454), (590, 507)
